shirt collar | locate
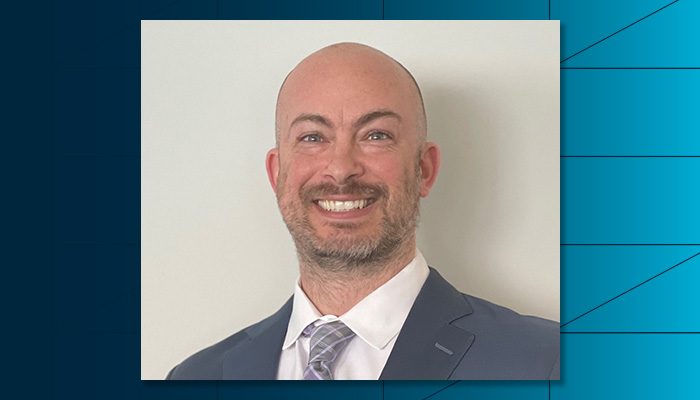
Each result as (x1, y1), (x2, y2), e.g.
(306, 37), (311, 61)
(282, 249), (430, 350)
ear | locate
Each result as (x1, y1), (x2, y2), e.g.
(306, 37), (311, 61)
(265, 148), (280, 192)
(418, 142), (441, 197)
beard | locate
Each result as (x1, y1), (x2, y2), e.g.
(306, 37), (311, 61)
(276, 161), (422, 273)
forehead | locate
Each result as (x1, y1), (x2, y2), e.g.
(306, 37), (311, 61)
(277, 50), (419, 127)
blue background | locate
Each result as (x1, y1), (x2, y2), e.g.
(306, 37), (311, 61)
(2, 0), (699, 398)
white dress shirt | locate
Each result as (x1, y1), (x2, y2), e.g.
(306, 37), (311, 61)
(276, 250), (430, 380)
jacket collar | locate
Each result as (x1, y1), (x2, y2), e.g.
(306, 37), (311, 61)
(220, 267), (474, 380)
(379, 267), (475, 380)
(222, 297), (293, 380)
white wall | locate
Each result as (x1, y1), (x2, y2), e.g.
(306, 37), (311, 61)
(141, 20), (559, 380)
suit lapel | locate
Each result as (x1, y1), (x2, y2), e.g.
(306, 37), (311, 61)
(222, 298), (293, 380)
(380, 268), (475, 380)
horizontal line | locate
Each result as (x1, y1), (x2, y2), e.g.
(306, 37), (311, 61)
(0, 242), (51, 246)
(60, 242), (139, 246)
(562, 156), (700, 158)
(59, 154), (140, 158)
(562, 332), (700, 334)
(0, 65), (140, 70)
(562, 67), (700, 70)
(562, 244), (700, 246)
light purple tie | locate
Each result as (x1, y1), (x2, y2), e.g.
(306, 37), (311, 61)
(303, 320), (356, 380)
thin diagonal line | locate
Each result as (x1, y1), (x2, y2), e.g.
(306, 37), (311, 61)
(561, 0), (680, 64)
(421, 381), (461, 400)
(561, 251), (700, 327)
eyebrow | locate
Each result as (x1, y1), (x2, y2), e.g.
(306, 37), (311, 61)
(353, 109), (402, 129)
(289, 109), (401, 131)
(290, 113), (334, 129)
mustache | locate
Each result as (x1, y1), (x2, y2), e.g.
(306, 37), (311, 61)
(301, 181), (388, 202)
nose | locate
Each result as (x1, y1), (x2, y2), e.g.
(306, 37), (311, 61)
(322, 141), (364, 184)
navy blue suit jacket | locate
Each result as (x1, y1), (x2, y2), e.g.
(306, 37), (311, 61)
(167, 268), (560, 380)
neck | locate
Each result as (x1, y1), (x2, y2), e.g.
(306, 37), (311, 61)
(298, 238), (417, 316)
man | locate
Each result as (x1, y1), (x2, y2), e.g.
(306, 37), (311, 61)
(167, 43), (559, 380)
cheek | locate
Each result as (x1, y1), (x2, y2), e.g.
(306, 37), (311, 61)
(280, 157), (319, 191)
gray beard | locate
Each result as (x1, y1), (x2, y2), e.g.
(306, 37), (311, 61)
(290, 202), (419, 274)
(278, 156), (423, 274)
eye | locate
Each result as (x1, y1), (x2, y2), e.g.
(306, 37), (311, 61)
(300, 133), (323, 143)
(367, 131), (390, 141)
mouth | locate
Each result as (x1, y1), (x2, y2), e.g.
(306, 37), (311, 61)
(312, 198), (377, 213)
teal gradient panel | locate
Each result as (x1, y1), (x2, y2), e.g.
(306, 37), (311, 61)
(553, 334), (700, 399)
(563, 158), (700, 244)
(562, 247), (700, 331)
(385, 0), (547, 19)
(552, 0), (671, 63)
(558, 0), (700, 66)
(385, 380), (546, 400)
(563, 70), (700, 155)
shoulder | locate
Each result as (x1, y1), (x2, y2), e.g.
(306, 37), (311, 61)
(166, 303), (289, 380)
(453, 293), (560, 379)
(166, 323), (254, 380)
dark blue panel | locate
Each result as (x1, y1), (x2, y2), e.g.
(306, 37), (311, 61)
(0, 2), (51, 66)
(53, 244), (138, 333)
(53, 156), (139, 243)
(54, 68), (139, 156)
(140, 381), (218, 399)
(53, 332), (141, 399)
(0, 245), (51, 331)
(1, 333), (52, 398)
(218, 381), (380, 400)
(1, 70), (51, 155)
(563, 158), (700, 244)
(386, 0), (547, 19)
(0, 156), (51, 243)
(219, 0), (380, 19)
(562, 70), (700, 155)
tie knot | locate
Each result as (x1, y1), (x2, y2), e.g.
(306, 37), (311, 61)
(303, 320), (356, 380)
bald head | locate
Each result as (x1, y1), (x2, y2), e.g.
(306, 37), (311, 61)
(275, 43), (427, 146)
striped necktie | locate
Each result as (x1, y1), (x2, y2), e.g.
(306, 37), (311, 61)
(303, 320), (356, 380)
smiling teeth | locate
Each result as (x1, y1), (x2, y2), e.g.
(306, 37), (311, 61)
(318, 199), (369, 212)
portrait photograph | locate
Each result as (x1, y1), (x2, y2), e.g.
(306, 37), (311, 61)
(141, 20), (560, 381)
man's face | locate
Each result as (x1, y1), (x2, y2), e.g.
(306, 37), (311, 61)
(267, 46), (439, 268)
